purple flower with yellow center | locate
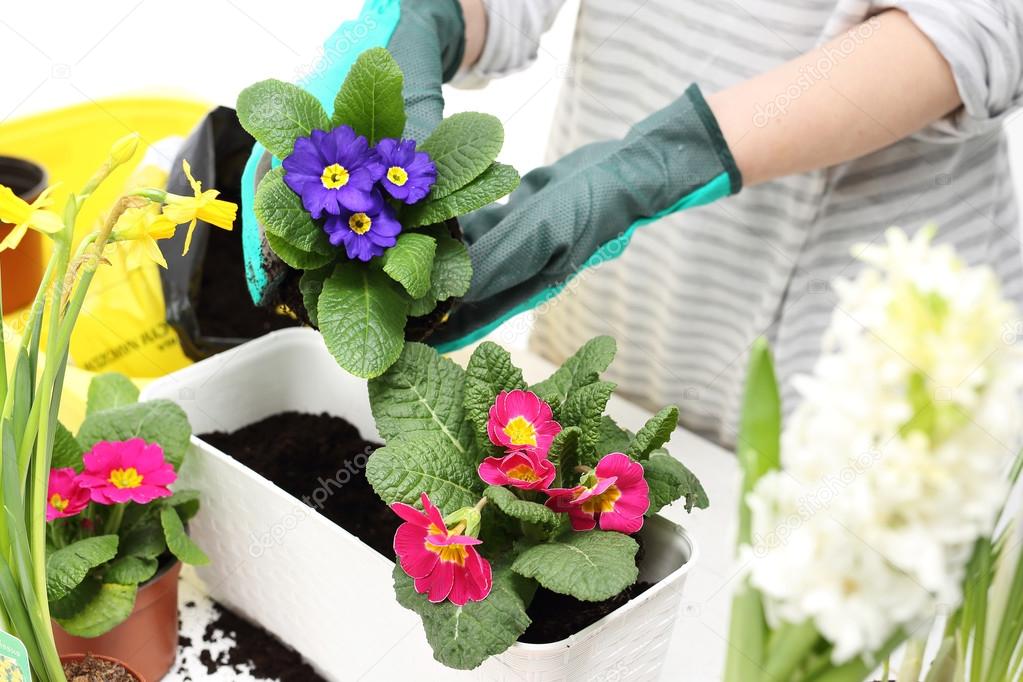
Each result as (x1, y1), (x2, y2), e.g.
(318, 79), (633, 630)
(376, 137), (437, 204)
(282, 126), (384, 218)
(324, 204), (402, 262)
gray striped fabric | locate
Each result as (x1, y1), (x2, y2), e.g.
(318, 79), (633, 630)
(466, 0), (1023, 448)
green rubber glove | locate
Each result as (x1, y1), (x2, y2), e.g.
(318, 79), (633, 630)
(431, 84), (743, 349)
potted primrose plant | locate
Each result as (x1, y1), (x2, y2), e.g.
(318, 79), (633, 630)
(236, 47), (519, 379)
(141, 331), (707, 679)
(0, 132), (235, 681)
(46, 372), (207, 682)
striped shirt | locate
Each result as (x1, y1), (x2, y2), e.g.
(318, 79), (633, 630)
(458, 0), (1023, 448)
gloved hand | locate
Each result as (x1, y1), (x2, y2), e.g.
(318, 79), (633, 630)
(242, 0), (466, 305)
(430, 84), (743, 350)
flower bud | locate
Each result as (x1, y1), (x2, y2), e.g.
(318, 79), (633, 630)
(443, 507), (482, 538)
(109, 133), (141, 167)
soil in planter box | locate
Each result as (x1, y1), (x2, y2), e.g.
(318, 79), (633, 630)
(63, 654), (137, 682)
(519, 581), (655, 643)
(199, 411), (398, 557)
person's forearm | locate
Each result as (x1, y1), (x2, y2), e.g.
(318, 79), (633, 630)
(707, 10), (961, 188)
(459, 0), (487, 69)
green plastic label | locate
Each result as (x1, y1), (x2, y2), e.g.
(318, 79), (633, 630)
(0, 631), (29, 681)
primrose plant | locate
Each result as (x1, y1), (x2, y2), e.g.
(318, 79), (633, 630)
(366, 337), (708, 669)
(237, 47), (520, 378)
(46, 373), (208, 638)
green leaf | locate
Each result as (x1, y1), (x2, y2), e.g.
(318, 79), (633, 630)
(463, 342), (527, 451)
(54, 581), (138, 638)
(119, 521), (167, 560)
(394, 563), (532, 670)
(86, 373), (139, 416)
(593, 416), (632, 458)
(103, 556), (158, 586)
(164, 489), (201, 523)
(484, 485), (559, 530)
(627, 406), (679, 460)
(404, 163), (520, 228)
(332, 47), (405, 144)
(367, 434), (481, 511)
(408, 294), (439, 318)
(50, 575), (101, 620)
(46, 536), (119, 602)
(737, 339), (781, 545)
(643, 450), (708, 514)
(547, 426), (581, 472)
(265, 230), (335, 270)
(382, 233), (436, 299)
(255, 167), (335, 257)
(52, 421), (84, 471)
(160, 507), (209, 565)
(368, 342), (476, 455)
(408, 228), (473, 315)
(560, 380), (616, 465)
(532, 336), (617, 407)
(77, 399), (192, 470)
(317, 264), (410, 379)
(237, 78), (330, 159)
(512, 531), (639, 602)
(419, 112), (504, 200)
(299, 265), (332, 326)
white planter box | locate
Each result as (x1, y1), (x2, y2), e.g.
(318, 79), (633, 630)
(142, 328), (697, 681)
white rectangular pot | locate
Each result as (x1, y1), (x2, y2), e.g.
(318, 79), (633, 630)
(142, 328), (697, 681)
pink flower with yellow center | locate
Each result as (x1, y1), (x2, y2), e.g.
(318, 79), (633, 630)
(487, 390), (562, 456)
(77, 438), (177, 505)
(478, 448), (556, 491)
(545, 453), (650, 534)
(391, 493), (492, 606)
(46, 468), (91, 522)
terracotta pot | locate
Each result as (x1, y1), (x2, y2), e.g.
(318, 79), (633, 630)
(53, 562), (181, 682)
(59, 653), (147, 682)
(0, 156), (47, 312)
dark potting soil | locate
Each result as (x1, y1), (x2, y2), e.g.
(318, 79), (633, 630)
(202, 412), (661, 646)
(194, 222), (299, 340)
(63, 654), (137, 682)
(199, 411), (398, 557)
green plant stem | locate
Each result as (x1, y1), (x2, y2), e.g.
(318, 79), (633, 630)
(881, 658), (890, 681)
(103, 504), (126, 535)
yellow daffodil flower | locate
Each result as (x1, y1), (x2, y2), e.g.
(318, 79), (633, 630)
(0, 183), (63, 251)
(161, 160), (237, 256)
(112, 206), (177, 268)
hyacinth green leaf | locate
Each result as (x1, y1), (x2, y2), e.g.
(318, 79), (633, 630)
(86, 373), (139, 416)
(643, 450), (708, 514)
(299, 265), (332, 326)
(484, 485), (560, 531)
(255, 167), (335, 258)
(317, 264), (410, 379)
(52, 421), (84, 471)
(46, 536), (119, 602)
(77, 400), (192, 470)
(559, 380), (616, 465)
(627, 406), (680, 461)
(368, 342), (476, 455)
(332, 47), (405, 144)
(54, 581), (138, 638)
(532, 336), (617, 408)
(367, 434), (481, 510)
(103, 556), (158, 586)
(419, 112), (504, 200)
(736, 339), (781, 546)
(393, 563), (533, 670)
(463, 342), (527, 452)
(383, 233), (436, 299)
(511, 531), (639, 602)
(403, 163), (520, 228)
(160, 507), (209, 566)
(237, 78), (330, 159)
(594, 416), (633, 458)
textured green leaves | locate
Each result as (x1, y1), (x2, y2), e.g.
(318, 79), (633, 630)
(160, 507), (209, 565)
(255, 167), (334, 258)
(560, 381), (616, 465)
(367, 435), (481, 510)
(77, 399), (192, 470)
(299, 265), (332, 326)
(627, 406), (680, 460)
(419, 113), (504, 200)
(86, 373), (139, 416)
(403, 163), (520, 228)
(394, 563), (532, 670)
(409, 228), (473, 317)
(644, 450), (708, 514)
(54, 582), (138, 638)
(46, 536), (119, 602)
(237, 79), (330, 159)
(104, 556), (158, 586)
(383, 233), (436, 298)
(593, 416), (632, 458)
(463, 343), (527, 451)
(512, 531), (639, 602)
(317, 264), (410, 379)
(52, 421), (84, 471)
(533, 336), (617, 408)
(484, 485), (560, 531)
(332, 47), (405, 144)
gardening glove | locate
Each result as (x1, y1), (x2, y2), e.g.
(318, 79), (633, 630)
(241, 0), (466, 305)
(429, 84), (743, 351)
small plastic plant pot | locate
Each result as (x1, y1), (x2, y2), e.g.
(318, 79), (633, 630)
(59, 653), (147, 682)
(0, 155), (47, 311)
(53, 561), (181, 682)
